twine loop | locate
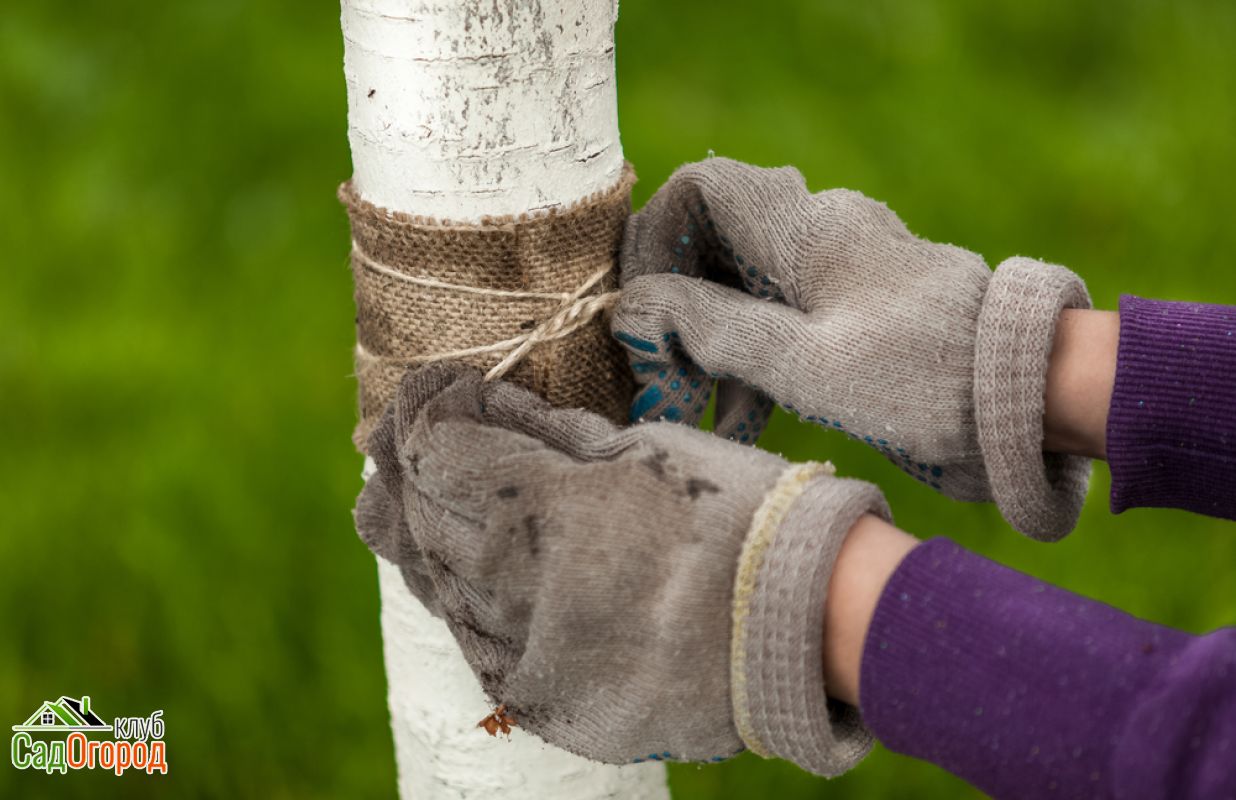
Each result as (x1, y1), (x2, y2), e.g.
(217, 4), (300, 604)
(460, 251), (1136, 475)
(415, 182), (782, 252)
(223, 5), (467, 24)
(351, 242), (621, 382)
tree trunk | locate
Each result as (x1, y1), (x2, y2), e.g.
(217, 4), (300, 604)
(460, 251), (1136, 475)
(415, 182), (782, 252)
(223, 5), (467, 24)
(340, 0), (668, 797)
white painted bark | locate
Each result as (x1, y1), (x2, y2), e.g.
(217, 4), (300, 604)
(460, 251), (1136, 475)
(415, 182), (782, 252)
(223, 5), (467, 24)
(342, 0), (625, 220)
(342, 1), (669, 797)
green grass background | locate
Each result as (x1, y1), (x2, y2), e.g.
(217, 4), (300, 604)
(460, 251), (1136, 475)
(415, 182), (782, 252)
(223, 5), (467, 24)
(3, 1), (1235, 796)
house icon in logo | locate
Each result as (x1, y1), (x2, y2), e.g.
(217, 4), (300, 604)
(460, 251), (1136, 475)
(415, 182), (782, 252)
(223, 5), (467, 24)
(11, 696), (112, 733)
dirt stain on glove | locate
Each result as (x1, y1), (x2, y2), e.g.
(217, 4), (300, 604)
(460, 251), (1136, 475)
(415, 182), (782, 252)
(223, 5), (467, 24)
(686, 477), (721, 500)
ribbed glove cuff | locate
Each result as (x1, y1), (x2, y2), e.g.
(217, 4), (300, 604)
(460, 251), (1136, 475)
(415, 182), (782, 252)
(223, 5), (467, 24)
(974, 256), (1092, 541)
(730, 463), (890, 776)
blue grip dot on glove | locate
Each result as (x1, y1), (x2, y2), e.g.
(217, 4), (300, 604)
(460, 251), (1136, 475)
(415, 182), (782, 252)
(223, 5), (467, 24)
(614, 201), (784, 443)
(616, 330), (714, 427)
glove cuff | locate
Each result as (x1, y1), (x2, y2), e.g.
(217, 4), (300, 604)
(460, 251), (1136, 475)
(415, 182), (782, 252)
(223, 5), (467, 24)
(731, 463), (889, 776)
(974, 256), (1093, 541)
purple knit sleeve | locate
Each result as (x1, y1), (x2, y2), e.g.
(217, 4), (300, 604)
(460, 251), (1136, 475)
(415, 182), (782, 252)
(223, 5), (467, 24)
(1107, 295), (1236, 519)
(860, 538), (1236, 800)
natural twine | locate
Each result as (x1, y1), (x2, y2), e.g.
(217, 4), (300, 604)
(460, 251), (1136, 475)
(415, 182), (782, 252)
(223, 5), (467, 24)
(351, 247), (621, 382)
(341, 164), (637, 451)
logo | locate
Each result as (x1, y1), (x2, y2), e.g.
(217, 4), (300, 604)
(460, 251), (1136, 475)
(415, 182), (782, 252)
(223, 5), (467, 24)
(10, 695), (168, 775)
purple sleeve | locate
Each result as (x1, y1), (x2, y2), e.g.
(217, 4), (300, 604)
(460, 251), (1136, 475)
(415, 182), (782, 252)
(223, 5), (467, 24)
(1107, 295), (1236, 520)
(860, 538), (1236, 800)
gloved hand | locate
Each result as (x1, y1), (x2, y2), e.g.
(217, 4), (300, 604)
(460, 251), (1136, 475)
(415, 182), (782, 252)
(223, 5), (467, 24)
(355, 363), (889, 776)
(612, 158), (1092, 540)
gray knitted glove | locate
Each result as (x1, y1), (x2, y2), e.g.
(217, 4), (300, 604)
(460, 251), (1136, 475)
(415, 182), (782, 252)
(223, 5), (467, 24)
(612, 157), (1092, 540)
(355, 363), (889, 776)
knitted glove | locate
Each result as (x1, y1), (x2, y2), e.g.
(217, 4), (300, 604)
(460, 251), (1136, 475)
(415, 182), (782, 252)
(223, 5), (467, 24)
(612, 157), (1092, 540)
(355, 363), (889, 776)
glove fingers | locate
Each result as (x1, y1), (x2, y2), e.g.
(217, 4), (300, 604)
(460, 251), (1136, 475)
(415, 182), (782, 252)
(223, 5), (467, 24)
(357, 361), (481, 568)
(355, 473), (415, 566)
(614, 274), (815, 412)
(620, 167), (713, 284)
(358, 465), (440, 616)
(479, 379), (639, 460)
(622, 158), (809, 292)
(414, 413), (544, 514)
(363, 362), (477, 495)
(612, 303), (715, 427)
(628, 357), (715, 427)
(389, 362), (481, 437)
(616, 159), (818, 428)
(414, 497), (519, 691)
(407, 465), (505, 576)
(713, 380), (774, 445)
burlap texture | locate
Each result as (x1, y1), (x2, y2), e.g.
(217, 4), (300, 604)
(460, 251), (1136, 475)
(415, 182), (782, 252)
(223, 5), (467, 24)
(340, 164), (637, 451)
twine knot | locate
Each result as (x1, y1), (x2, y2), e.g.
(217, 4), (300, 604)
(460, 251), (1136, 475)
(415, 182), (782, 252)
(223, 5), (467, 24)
(351, 242), (621, 382)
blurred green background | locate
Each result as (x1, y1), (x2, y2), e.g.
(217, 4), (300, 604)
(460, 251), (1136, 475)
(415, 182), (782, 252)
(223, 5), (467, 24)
(3, 0), (1235, 797)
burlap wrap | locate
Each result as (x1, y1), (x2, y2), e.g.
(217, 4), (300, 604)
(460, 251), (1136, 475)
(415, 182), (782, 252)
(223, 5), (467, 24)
(341, 164), (637, 452)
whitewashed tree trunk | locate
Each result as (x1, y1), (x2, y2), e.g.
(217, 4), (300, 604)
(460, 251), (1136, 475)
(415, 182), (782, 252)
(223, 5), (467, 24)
(341, 1), (670, 797)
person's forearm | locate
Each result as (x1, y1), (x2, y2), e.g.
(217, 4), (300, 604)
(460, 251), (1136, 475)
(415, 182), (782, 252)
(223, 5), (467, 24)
(856, 538), (1236, 799)
(1041, 298), (1236, 520)
(1043, 308), (1119, 459)
(821, 514), (918, 706)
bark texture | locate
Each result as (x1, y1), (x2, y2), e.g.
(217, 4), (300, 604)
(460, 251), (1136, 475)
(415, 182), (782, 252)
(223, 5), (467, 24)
(341, 1), (666, 796)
